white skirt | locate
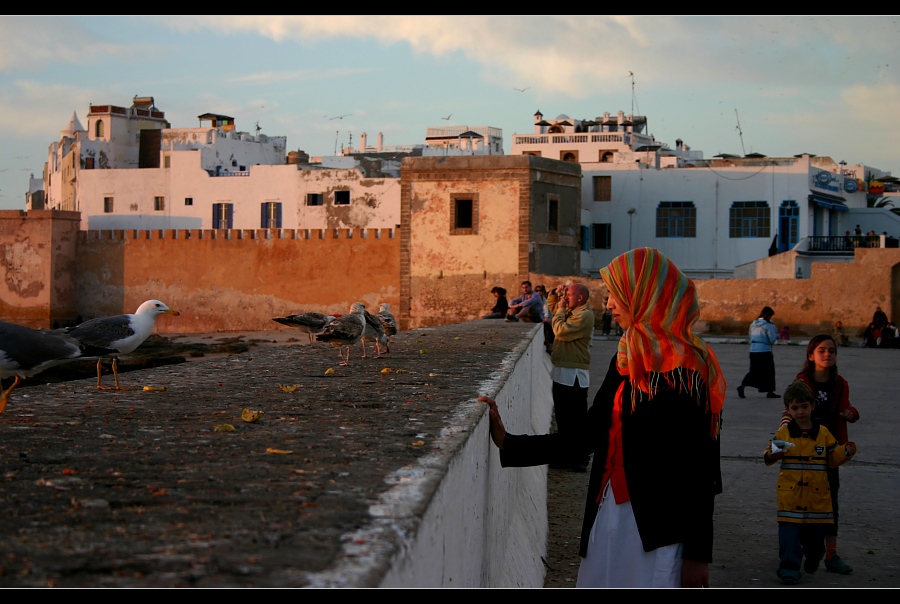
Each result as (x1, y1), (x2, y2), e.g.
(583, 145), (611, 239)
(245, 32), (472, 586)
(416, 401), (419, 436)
(576, 482), (683, 588)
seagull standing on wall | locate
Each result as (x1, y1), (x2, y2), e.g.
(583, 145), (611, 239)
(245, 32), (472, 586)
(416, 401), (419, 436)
(316, 303), (367, 366)
(0, 321), (117, 413)
(360, 303), (388, 359)
(378, 303), (398, 350)
(65, 300), (180, 390)
(272, 312), (337, 345)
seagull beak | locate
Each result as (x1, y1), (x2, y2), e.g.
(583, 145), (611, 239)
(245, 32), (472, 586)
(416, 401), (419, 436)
(165, 309), (181, 316)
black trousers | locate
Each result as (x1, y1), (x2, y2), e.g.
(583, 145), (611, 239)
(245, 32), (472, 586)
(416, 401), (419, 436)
(552, 377), (589, 466)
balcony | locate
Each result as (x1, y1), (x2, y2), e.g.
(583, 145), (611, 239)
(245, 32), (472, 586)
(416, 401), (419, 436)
(806, 235), (893, 252)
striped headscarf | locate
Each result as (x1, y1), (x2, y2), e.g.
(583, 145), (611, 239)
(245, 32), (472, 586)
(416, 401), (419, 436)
(599, 247), (725, 437)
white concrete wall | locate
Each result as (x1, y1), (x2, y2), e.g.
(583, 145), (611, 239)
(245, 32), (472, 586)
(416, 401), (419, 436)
(305, 324), (553, 588)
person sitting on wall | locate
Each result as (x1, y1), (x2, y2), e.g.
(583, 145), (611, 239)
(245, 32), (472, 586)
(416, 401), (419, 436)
(505, 281), (543, 323)
(482, 286), (509, 319)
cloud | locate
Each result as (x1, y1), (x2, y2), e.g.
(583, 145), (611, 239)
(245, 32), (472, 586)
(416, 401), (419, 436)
(0, 17), (137, 73)
(226, 67), (376, 85)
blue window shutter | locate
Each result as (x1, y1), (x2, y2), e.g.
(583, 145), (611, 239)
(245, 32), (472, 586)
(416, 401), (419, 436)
(261, 203), (267, 228)
(227, 204), (234, 229)
(212, 204), (220, 229)
(276, 203), (282, 228)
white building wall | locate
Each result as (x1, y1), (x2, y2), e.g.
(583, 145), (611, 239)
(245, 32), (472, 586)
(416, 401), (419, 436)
(78, 151), (400, 231)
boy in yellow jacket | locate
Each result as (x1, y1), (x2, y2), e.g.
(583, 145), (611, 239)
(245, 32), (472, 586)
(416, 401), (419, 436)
(764, 380), (857, 585)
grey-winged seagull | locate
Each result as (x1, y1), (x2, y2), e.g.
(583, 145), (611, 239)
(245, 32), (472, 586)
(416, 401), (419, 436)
(377, 303), (398, 350)
(1, 320), (116, 413)
(65, 300), (180, 390)
(315, 302), (367, 366)
(272, 312), (337, 345)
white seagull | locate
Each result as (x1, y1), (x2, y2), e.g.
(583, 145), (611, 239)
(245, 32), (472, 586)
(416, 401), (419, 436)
(272, 312), (338, 345)
(65, 300), (180, 390)
(1, 321), (116, 413)
(315, 303), (367, 366)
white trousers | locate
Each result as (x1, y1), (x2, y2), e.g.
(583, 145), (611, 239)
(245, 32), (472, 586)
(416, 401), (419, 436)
(576, 482), (683, 588)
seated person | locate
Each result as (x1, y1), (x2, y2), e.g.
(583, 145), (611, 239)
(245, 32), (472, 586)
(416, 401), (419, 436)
(505, 280), (542, 323)
(482, 286), (508, 319)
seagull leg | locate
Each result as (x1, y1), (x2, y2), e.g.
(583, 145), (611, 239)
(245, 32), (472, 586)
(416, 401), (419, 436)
(96, 359), (109, 390)
(339, 345), (350, 366)
(111, 357), (134, 390)
(360, 340), (368, 359)
(0, 376), (23, 414)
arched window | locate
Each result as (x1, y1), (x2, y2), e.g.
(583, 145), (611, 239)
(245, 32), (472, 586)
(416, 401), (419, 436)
(600, 151), (614, 163)
(95, 120), (104, 138)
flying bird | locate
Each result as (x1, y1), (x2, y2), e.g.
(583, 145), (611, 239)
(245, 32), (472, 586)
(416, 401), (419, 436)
(441, 113), (453, 121)
(513, 87), (529, 93)
(360, 304), (388, 359)
(315, 303), (367, 366)
(65, 300), (180, 390)
(1, 321), (117, 413)
(329, 114), (351, 120)
(272, 312), (337, 345)
(377, 303), (398, 350)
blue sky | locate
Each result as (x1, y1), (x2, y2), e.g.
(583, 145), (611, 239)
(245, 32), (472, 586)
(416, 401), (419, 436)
(1, 15), (898, 210)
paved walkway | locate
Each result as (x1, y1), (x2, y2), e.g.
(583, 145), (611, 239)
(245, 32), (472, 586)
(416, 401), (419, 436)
(548, 335), (900, 588)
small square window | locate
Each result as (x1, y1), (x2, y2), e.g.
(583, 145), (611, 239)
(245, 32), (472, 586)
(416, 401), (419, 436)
(185, 197), (193, 206)
(154, 196), (165, 211)
(450, 193), (479, 235)
(307, 193), (324, 206)
(334, 190), (350, 205)
(548, 196), (559, 232)
(164, 156), (171, 168)
(103, 197), (114, 213)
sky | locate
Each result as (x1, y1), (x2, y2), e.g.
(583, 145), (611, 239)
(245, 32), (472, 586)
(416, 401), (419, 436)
(1, 15), (898, 210)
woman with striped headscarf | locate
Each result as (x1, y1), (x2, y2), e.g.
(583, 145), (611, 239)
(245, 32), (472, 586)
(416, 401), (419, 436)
(483, 248), (725, 588)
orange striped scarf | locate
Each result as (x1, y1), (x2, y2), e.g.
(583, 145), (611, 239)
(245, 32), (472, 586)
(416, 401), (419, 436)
(599, 247), (725, 437)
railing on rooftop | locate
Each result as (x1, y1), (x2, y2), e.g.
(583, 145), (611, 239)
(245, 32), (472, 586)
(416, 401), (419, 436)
(807, 235), (884, 252)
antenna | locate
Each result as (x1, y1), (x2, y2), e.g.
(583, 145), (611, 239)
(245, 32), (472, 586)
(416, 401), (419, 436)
(334, 130), (339, 156)
(628, 71), (636, 117)
(348, 131), (352, 152)
(735, 109), (746, 156)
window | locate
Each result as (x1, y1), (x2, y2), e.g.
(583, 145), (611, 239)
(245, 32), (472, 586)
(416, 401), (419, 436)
(164, 156), (171, 168)
(261, 201), (282, 229)
(103, 197), (114, 213)
(95, 120), (104, 138)
(154, 196), (165, 211)
(561, 150), (579, 162)
(600, 151), (614, 163)
(213, 202), (234, 229)
(334, 190), (350, 205)
(307, 193), (324, 206)
(184, 197), (193, 206)
(656, 202), (696, 237)
(593, 176), (611, 201)
(730, 201), (771, 237)
(523, 151), (541, 157)
(548, 196), (559, 232)
(450, 193), (479, 235)
(592, 223), (611, 249)
(580, 226), (591, 251)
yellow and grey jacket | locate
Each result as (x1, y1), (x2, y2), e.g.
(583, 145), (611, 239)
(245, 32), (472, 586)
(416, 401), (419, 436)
(549, 299), (594, 370)
(764, 421), (855, 524)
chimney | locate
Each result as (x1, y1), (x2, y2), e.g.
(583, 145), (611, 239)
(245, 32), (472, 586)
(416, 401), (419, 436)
(360, 132), (367, 153)
(377, 132), (383, 152)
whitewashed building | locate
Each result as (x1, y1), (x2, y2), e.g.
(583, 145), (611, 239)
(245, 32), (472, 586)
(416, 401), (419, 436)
(511, 110), (899, 278)
(37, 97), (401, 232)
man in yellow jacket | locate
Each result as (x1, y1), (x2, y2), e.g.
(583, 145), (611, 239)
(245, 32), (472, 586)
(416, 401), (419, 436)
(547, 283), (594, 472)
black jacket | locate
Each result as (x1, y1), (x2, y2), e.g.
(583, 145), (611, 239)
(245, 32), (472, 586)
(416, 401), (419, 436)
(500, 355), (722, 562)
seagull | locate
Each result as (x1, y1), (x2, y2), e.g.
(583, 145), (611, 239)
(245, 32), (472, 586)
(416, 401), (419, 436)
(315, 303), (367, 366)
(65, 300), (180, 390)
(360, 304), (388, 359)
(378, 303), (398, 349)
(441, 113), (453, 121)
(329, 114), (351, 120)
(272, 312), (337, 345)
(513, 87), (530, 93)
(1, 321), (117, 413)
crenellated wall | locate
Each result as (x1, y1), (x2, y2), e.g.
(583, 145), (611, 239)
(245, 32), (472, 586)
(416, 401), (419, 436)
(72, 227), (401, 332)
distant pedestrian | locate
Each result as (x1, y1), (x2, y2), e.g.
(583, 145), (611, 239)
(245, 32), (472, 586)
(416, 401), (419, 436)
(737, 306), (779, 399)
(482, 286), (508, 319)
(764, 380), (856, 585)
